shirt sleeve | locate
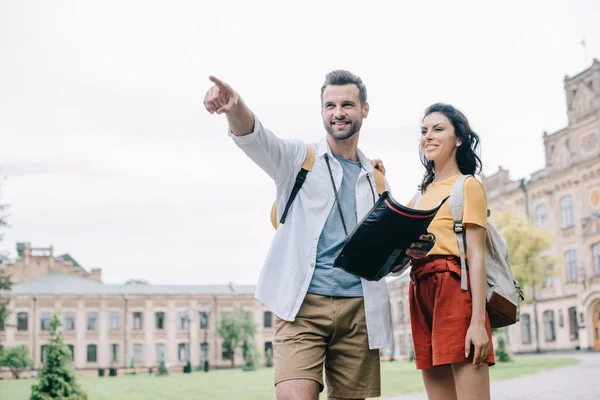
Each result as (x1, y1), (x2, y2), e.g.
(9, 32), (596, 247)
(462, 177), (488, 228)
(228, 115), (305, 184)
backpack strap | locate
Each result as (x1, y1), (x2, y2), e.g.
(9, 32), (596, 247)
(410, 191), (422, 208)
(271, 144), (316, 228)
(449, 175), (470, 291)
(373, 168), (386, 195)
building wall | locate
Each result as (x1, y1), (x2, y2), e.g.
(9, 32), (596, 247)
(0, 292), (275, 371)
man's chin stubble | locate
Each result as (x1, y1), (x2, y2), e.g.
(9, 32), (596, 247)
(325, 126), (359, 141)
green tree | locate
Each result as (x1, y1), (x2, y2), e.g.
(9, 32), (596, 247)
(0, 177), (11, 336)
(157, 359), (169, 376)
(264, 347), (274, 368)
(0, 345), (33, 378)
(30, 313), (88, 400)
(0, 271), (10, 332)
(493, 209), (554, 353)
(494, 335), (512, 362)
(217, 306), (257, 368)
(242, 340), (260, 371)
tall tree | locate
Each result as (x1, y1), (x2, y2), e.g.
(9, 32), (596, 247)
(217, 306), (257, 368)
(30, 313), (88, 400)
(0, 175), (10, 337)
(493, 209), (554, 353)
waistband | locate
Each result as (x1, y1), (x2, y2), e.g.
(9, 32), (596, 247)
(410, 255), (462, 282)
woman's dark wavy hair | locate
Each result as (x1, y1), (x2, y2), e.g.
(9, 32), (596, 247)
(419, 103), (482, 193)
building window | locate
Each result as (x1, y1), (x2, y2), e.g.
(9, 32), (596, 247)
(17, 312), (28, 331)
(542, 256), (554, 288)
(521, 314), (532, 344)
(86, 344), (97, 363)
(111, 343), (120, 363)
(41, 345), (48, 362)
(40, 312), (51, 331)
(133, 312), (143, 331)
(568, 307), (579, 340)
(155, 312), (165, 330)
(133, 343), (144, 363)
(544, 310), (556, 342)
(199, 312), (209, 330)
(263, 311), (273, 328)
(87, 312), (98, 331)
(565, 250), (578, 283)
(264, 341), (273, 356)
(397, 301), (404, 322)
(593, 243), (600, 277)
(178, 343), (189, 362)
(63, 312), (75, 331)
(67, 344), (75, 361)
(155, 343), (166, 363)
(178, 311), (189, 330)
(559, 195), (574, 228)
(221, 342), (233, 361)
(535, 203), (548, 227)
(110, 311), (120, 331)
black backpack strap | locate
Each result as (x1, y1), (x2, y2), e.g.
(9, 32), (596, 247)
(279, 144), (315, 224)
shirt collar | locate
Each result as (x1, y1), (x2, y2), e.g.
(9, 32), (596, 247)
(316, 137), (374, 173)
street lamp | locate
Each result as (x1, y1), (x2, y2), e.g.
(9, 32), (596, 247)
(199, 302), (213, 372)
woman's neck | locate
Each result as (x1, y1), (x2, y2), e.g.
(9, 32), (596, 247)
(433, 158), (462, 183)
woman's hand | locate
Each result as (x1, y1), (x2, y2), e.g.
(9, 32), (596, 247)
(465, 322), (490, 367)
(370, 159), (386, 175)
(405, 233), (436, 259)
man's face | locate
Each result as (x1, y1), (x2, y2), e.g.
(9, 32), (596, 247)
(321, 84), (369, 141)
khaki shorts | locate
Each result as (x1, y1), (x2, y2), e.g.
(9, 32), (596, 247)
(274, 293), (381, 399)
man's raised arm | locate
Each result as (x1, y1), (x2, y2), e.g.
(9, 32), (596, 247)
(202, 75), (305, 184)
(203, 75), (254, 136)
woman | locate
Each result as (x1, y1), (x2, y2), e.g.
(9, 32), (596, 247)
(376, 103), (494, 400)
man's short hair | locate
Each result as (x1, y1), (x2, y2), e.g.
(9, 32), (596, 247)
(321, 70), (367, 105)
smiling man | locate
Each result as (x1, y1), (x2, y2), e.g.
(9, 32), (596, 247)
(203, 70), (432, 400)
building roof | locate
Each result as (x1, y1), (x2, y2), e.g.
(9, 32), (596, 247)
(56, 253), (87, 273)
(2, 273), (256, 296)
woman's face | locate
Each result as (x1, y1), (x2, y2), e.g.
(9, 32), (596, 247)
(420, 112), (461, 164)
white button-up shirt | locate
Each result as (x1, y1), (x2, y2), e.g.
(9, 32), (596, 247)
(230, 116), (394, 349)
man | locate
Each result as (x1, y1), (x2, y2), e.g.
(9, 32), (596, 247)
(203, 70), (432, 400)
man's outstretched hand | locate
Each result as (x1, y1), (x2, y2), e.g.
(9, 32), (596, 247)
(203, 76), (239, 115)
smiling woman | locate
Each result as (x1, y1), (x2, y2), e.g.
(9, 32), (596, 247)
(419, 103), (482, 194)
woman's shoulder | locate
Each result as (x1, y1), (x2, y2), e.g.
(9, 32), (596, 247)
(464, 175), (485, 195)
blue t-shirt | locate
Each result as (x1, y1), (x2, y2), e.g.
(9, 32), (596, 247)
(307, 153), (363, 297)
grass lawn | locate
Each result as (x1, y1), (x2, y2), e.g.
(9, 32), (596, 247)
(0, 356), (580, 400)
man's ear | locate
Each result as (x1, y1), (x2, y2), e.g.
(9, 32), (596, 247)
(363, 102), (370, 118)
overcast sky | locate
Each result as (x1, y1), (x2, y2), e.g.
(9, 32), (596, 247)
(0, 0), (599, 285)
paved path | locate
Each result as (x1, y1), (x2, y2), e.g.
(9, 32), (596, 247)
(383, 352), (600, 400)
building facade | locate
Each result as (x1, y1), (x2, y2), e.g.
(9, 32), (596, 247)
(0, 243), (275, 374)
(484, 59), (600, 353)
